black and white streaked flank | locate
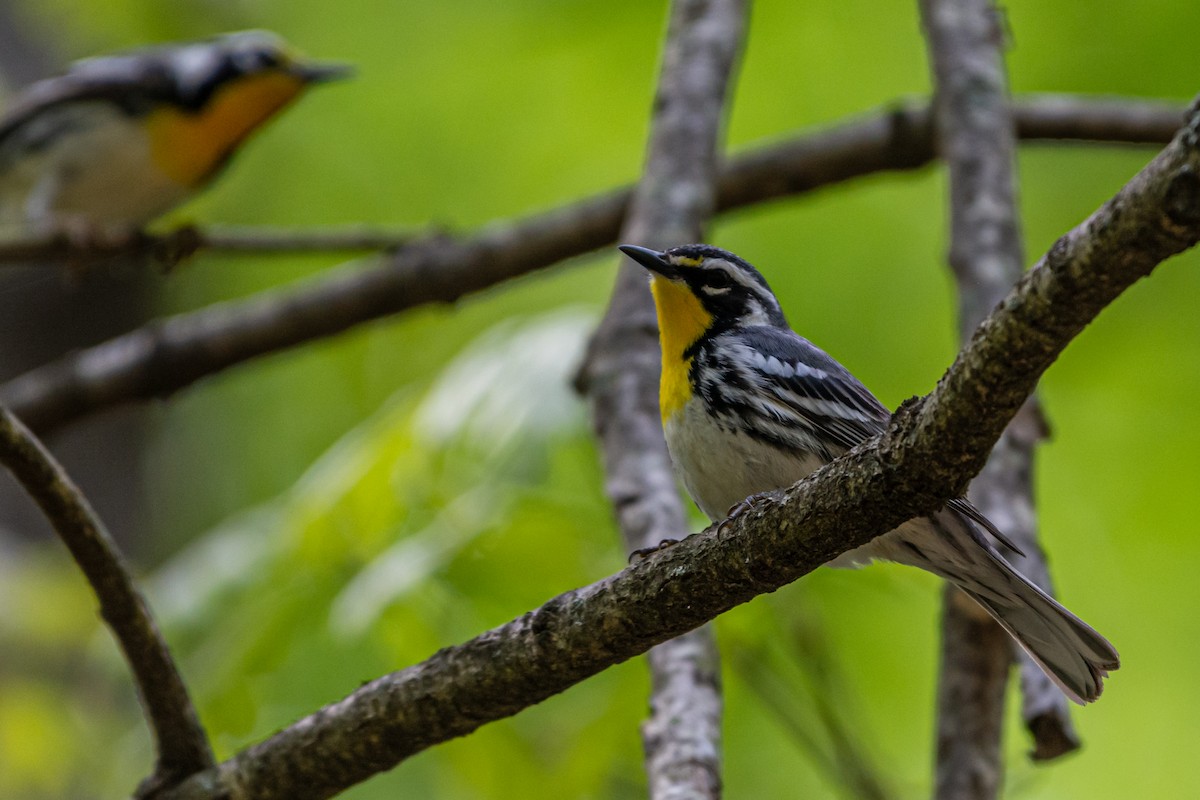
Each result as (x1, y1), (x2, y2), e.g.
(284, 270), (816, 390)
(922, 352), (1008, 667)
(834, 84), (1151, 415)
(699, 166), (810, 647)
(620, 242), (1120, 705)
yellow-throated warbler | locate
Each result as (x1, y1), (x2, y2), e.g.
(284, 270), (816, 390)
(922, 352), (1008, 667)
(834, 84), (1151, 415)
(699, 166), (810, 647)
(0, 31), (349, 235)
(620, 242), (1119, 704)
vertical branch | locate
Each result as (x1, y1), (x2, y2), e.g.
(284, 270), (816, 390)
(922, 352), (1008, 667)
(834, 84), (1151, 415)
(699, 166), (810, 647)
(0, 404), (214, 797)
(918, 4), (1015, 791)
(969, 408), (1081, 762)
(0, 2), (62, 89)
(919, 1), (1079, 796)
(575, 0), (747, 796)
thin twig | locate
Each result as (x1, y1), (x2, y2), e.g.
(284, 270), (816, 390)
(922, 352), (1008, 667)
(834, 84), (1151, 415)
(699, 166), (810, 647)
(726, 619), (895, 800)
(156, 99), (1200, 800)
(1014, 94), (1184, 143)
(0, 95), (1183, 436)
(0, 223), (422, 269)
(194, 224), (422, 254)
(0, 403), (213, 796)
(920, 2), (1080, 785)
(575, 0), (746, 796)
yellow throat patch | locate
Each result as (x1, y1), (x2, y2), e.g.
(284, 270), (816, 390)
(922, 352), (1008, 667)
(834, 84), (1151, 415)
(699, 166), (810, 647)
(650, 274), (712, 422)
(145, 71), (307, 187)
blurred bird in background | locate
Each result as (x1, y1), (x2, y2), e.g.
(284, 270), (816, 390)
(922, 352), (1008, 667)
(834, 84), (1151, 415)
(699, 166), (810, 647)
(0, 29), (348, 551)
(0, 30), (350, 240)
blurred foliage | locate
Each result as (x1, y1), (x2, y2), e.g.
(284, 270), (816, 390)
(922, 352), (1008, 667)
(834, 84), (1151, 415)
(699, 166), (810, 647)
(0, 1), (1197, 798)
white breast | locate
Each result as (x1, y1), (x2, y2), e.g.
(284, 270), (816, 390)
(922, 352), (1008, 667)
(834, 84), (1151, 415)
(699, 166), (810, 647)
(0, 101), (191, 232)
(663, 397), (826, 521)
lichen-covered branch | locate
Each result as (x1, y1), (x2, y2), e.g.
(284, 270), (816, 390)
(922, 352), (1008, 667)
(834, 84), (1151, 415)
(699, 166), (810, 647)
(575, 1), (745, 796)
(0, 404), (213, 796)
(0, 95), (1180, 437)
(155, 97), (1200, 800)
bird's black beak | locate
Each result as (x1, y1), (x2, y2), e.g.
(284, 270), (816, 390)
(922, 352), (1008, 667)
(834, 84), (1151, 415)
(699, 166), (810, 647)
(292, 61), (355, 84)
(619, 244), (678, 279)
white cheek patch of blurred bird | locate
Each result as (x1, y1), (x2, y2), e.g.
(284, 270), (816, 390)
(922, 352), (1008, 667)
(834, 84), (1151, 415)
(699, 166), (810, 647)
(620, 242), (1120, 705)
(0, 30), (350, 240)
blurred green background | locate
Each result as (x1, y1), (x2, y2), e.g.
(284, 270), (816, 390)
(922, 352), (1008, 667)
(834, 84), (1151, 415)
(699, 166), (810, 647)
(0, 1), (1196, 798)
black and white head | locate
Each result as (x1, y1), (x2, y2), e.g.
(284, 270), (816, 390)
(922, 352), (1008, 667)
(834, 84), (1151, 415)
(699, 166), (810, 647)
(51, 30), (352, 114)
(159, 30), (352, 109)
(620, 243), (788, 329)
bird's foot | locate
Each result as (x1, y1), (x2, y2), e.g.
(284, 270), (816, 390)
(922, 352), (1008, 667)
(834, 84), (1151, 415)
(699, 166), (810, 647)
(718, 491), (779, 533)
(628, 537), (681, 563)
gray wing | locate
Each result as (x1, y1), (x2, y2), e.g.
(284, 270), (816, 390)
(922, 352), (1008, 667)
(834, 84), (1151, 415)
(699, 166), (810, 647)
(699, 325), (891, 457)
(0, 58), (174, 149)
(715, 326), (1024, 553)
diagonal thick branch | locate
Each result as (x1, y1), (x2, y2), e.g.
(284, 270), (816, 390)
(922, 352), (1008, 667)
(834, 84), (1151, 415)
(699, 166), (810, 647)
(156, 98), (1200, 800)
(576, 0), (746, 796)
(0, 95), (1182, 436)
(0, 404), (213, 796)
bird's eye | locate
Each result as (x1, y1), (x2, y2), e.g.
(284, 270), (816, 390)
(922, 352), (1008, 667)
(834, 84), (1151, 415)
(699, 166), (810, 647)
(237, 48), (282, 72)
(705, 270), (734, 290)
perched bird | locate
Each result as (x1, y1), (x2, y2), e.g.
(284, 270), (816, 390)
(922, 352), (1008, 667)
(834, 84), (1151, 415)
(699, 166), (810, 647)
(0, 31), (350, 237)
(620, 242), (1119, 704)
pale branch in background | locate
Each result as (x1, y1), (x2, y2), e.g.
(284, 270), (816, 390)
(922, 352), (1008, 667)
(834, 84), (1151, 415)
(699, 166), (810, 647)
(975, 406), (1078, 761)
(934, 591), (1011, 797)
(0, 1), (63, 89)
(574, 0), (746, 796)
(0, 95), (1182, 437)
(920, 0), (1077, 793)
(155, 97), (1200, 800)
(0, 404), (213, 797)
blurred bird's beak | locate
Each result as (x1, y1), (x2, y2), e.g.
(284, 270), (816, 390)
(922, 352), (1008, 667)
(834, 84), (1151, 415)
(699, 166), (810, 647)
(619, 244), (678, 280)
(292, 61), (355, 83)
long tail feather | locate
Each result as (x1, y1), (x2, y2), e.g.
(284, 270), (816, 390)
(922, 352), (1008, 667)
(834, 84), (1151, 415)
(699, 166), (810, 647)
(880, 508), (1119, 704)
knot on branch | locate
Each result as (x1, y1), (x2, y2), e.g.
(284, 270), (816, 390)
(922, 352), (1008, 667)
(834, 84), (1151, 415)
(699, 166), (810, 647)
(887, 103), (936, 168)
(1184, 96), (1200, 147)
(887, 395), (926, 449)
(1164, 166), (1200, 231)
(1026, 712), (1082, 761)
